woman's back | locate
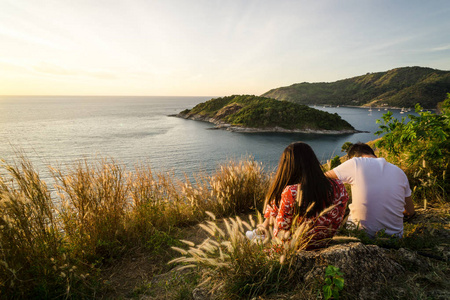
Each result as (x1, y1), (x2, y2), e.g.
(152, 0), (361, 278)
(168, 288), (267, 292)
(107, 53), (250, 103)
(264, 179), (348, 249)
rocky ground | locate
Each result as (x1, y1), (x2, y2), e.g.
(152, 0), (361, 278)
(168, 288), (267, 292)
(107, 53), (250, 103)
(101, 204), (450, 299)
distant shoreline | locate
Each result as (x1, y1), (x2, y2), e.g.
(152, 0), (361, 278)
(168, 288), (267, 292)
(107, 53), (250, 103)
(313, 104), (436, 112)
(312, 104), (404, 110)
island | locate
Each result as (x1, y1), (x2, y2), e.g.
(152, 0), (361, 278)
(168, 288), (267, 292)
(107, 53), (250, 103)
(174, 95), (360, 134)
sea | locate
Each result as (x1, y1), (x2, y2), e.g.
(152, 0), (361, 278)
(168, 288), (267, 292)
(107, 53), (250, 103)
(0, 96), (417, 182)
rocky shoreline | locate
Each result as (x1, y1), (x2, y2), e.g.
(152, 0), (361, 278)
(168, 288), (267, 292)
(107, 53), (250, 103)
(170, 113), (366, 134)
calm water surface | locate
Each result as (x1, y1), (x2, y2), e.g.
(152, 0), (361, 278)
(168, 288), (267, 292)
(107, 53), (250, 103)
(0, 96), (416, 181)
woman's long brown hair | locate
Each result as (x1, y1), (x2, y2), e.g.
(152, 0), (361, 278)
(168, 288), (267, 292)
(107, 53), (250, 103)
(264, 142), (335, 217)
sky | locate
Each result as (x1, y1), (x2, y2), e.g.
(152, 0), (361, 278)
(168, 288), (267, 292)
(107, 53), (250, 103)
(1, 0), (450, 96)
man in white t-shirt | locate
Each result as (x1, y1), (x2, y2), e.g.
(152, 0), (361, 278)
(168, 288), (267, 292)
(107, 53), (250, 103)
(325, 142), (415, 237)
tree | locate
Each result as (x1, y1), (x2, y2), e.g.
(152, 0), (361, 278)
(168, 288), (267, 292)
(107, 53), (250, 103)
(375, 94), (450, 201)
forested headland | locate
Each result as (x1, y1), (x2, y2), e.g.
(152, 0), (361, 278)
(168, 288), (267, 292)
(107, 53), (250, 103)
(262, 66), (450, 109)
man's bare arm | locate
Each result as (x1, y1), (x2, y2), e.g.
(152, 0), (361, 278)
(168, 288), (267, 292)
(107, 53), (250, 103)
(403, 196), (415, 216)
(325, 170), (338, 179)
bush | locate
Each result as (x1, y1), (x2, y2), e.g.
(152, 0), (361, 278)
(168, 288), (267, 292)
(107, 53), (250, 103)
(329, 155), (342, 169)
(375, 94), (450, 202)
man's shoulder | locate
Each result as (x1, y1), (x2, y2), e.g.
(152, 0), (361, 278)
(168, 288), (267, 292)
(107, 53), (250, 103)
(380, 158), (403, 169)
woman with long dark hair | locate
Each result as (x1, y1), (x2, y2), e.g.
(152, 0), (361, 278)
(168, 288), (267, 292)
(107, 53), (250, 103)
(259, 142), (348, 249)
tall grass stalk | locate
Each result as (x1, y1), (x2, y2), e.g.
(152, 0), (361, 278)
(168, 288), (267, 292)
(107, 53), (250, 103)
(169, 212), (319, 298)
(0, 158), (76, 298)
(208, 159), (269, 216)
(0, 155), (269, 298)
(169, 202), (342, 299)
(53, 159), (130, 260)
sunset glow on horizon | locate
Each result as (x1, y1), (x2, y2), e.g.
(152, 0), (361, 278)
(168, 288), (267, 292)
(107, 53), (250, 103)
(1, 0), (450, 97)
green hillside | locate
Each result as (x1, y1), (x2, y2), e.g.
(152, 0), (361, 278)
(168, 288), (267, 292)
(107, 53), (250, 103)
(178, 94), (355, 131)
(262, 66), (450, 109)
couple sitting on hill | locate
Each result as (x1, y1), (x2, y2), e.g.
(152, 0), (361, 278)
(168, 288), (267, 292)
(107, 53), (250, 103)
(252, 142), (415, 249)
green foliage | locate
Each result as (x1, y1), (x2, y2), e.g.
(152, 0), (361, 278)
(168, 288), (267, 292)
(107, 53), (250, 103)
(375, 97), (450, 201)
(338, 210), (450, 261)
(438, 92), (450, 114)
(341, 142), (353, 153)
(182, 94), (354, 131)
(322, 265), (344, 300)
(330, 155), (342, 169)
(262, 67), (450, 109)
(144, 229), (183, 255)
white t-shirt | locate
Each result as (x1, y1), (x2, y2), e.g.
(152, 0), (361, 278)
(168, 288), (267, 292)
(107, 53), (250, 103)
(333, 157), (411, 237)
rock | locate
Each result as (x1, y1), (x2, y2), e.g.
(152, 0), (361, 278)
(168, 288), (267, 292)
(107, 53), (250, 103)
(295, 242), (404, 299)
(192, 287), (210, 300)
(394, 248), (431, 271)
(191, 242), (405, 299)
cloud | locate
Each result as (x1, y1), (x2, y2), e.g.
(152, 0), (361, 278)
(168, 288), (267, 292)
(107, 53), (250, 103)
(430, 44), (450, 52)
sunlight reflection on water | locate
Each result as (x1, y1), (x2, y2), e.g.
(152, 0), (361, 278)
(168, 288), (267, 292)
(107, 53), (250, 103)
(0, 96), (417, 184)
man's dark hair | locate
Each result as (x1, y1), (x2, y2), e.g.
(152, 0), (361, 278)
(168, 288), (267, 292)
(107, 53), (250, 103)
(347, 142), (376, 158)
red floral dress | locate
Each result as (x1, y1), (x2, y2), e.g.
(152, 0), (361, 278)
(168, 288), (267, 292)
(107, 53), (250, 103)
(264, 179), (348, 249)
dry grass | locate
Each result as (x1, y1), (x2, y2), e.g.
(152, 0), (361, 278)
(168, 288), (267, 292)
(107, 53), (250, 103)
(53, 159), (131, 260)
(0, 155), (269, 298)
(169, 212), (288, 298)
(0, 158), (83, 298)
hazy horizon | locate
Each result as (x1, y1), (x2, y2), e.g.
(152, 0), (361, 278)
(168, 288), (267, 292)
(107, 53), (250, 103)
(1, 0), (450, 97)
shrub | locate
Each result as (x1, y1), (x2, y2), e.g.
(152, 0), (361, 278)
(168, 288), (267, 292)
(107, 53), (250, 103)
(376, 96), (450, 202)
(329, 155), (342, 169)
(341, 142), (353, 153)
